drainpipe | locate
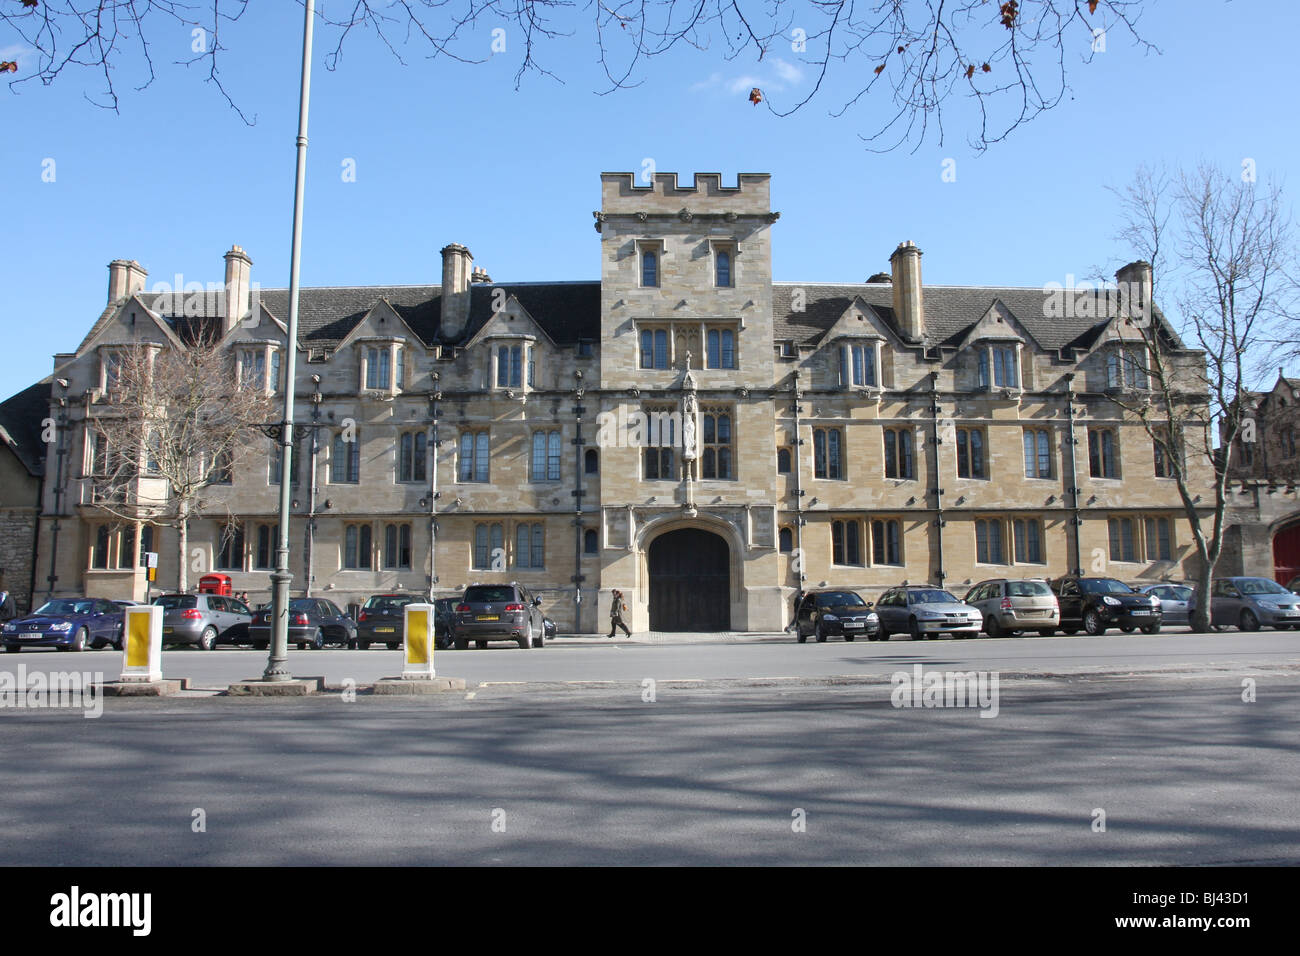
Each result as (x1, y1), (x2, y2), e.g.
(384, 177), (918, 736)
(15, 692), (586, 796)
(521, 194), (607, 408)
(790, 372), (806, 614)
(26, 451), (42, 614)
(428, 382), (440, 604)
(1064, 372), (1083, 575)
(571, 373), (587, 633)
(305, 386), (321, 597)
(44, 382), (70, 600)
(929, 371), (946, 586)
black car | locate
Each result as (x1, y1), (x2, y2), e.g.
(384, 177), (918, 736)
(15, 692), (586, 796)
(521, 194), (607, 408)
(355, 593), (418, 650)
(1049, 575), (1163, 636)
(434, 598), (458, 649)
(793, 589), (881, 643)
(248, 598), (357, 650)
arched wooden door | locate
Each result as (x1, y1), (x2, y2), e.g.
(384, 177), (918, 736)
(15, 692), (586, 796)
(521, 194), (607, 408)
(648, 528), (731, 631)
(1273, 521), (1300, 586)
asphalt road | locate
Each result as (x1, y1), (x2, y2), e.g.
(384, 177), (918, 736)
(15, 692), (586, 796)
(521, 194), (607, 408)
(2, 629), (1299, 688)
(2, 675), (1297, 866)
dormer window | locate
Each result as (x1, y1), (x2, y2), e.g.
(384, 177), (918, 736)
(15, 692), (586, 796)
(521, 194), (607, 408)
(838, 340), (879, 388)
(977, 343), (1020, 388)
(358, 340), (405, 394)
(490, 338), (536, 390)
(100, 349), (125, 393)
(238, 346), (282, 393)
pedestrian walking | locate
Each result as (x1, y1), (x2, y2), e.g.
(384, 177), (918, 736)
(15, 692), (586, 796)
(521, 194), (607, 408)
(608, 589), (631, 638)
(0, 586), (16, 623)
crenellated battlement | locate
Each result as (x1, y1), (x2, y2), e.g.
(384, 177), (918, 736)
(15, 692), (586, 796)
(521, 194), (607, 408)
(600, 172), (771, 216)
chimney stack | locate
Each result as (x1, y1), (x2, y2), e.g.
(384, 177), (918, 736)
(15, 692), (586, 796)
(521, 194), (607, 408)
(223, 245), (253, 331)
(889, 241), (924, 341)
(1115, 260), (1153, 322)
(440, 243), (474, 341)
(107, 259), (148, 304)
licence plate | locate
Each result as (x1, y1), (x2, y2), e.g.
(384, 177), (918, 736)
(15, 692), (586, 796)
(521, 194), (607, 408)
(1131, 610), (1151, 615)
(844, 622), (864, 629)
(476, 615), (499, 622)
(376, 627), (395, 633)
(163, 626), (174, 633)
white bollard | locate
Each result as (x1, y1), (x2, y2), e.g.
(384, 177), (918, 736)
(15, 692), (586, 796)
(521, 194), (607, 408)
(120, 605), (163, 683)
(402, 603), (435, 679)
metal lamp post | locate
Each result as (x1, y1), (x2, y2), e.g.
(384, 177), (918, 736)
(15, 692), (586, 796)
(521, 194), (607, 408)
(263, 0), (316, 681)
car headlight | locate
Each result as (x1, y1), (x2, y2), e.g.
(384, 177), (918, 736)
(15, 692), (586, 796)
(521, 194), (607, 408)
(821, 613), (838, 622)
(1102, 596), (1121, 607)
(918, 612), (942, 620)
(50, 620), (73, 631)
(867, 612), (879, 622)
(1, 623), (14, 633)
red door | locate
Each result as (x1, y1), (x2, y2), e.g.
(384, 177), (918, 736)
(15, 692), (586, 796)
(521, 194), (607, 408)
(1272, 522), (1300, 587)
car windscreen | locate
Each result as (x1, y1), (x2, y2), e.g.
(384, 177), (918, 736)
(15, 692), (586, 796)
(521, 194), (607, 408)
(288, 599), (317, 610)
(815, 592), (866, 607)
(35, 600), (83, 616)
(463, 586), (515, 604)
(1238, 578), (1290, 595)
(1080, 579), (1133, 595)
(910, 590), (957, 604)
(153, 595), (197, 609)
(1007, 581), (1052, 597)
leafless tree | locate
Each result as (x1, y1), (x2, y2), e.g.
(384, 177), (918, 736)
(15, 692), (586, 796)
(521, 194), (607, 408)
(85, 330), (275, 591)
(1106, 163), (1300, 629)
(3, 0), (1152, 149)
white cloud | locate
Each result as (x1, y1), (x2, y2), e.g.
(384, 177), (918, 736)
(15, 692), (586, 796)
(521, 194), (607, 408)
(691, 59), (805, 97)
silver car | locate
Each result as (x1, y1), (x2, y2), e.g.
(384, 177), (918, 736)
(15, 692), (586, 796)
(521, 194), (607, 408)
(1209, 577), (1300, 631)
(154, 593), (253, 649)
(1131, 583), (1194, 627)
(875, 586), (983, 640)
(963, 578), (1060, 638)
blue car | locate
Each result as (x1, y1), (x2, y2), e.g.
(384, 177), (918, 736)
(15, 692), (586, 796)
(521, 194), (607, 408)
(1, 598), (125, 653)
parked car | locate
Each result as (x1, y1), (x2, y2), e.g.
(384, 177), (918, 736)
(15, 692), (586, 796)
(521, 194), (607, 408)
(962, 578), (1060, 638)
(1131, 583), (1195, 627)
(874, 586), (982, 640)
(248, 598), (357, 649)
(154, 593), (253, 649)
(355, 593), (417, 649)
(2, 598), (125, 652)
(793, 589), (881, 642)
(435, 598), (459, 649)
(1208, 576), (1300, 631)
(1049, 576), (1162, 636)
(453, 583), (547, 649)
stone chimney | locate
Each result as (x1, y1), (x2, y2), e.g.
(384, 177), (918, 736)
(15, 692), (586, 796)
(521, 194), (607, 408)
(223, 245), (253, 331)
(889, 241), (924, 341)
(440, 243), (474, 341)
(107, 259), (148, 304)
(1115, 260), (1153, 320)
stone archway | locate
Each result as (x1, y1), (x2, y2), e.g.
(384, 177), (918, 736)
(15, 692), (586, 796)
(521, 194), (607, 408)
(647, 527), (731, 631)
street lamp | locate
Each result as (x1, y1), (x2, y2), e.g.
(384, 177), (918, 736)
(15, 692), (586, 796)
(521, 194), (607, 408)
(263, 0), (316, 682)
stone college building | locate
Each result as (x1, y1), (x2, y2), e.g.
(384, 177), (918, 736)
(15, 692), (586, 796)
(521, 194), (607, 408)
(6, 172), (1220, 632)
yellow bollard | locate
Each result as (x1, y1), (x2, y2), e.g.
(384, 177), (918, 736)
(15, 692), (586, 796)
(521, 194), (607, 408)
(402, 603), (435, 679)
(120, 605), (163, 683)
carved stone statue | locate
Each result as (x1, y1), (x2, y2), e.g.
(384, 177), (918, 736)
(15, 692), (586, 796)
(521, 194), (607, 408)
(682, 391), (698, 459)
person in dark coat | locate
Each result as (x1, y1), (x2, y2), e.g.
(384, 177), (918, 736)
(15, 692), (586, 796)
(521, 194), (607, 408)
(0, 586), (17, 623)
(608, 589), (631, 638)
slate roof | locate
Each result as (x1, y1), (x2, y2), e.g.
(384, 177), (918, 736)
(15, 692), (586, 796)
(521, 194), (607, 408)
(140, 281), (603, 350)
(0, 379), (52, 477)
(772, 282), (1184, 353)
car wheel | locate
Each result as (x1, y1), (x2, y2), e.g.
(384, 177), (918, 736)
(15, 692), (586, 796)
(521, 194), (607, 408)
(198, 627), (217, 651)
(1239, 609), (1260, 632)
(796, 627), (806, 644)
(985, 616), (1003, 639)
(310, 628), (324, 651)
(454, 636), (468, 650)
(815, 623), (828, 643)
(533, 628), (545, 648)
(518, 628), (533, 649)
(113, 637), (124, 650)
(359, 640), (371, 650)
(1141, 623), (1161, 635)
(877, 625), (889, 642)
(89, 638), (105, 650)
(71, 627), (89, 653)
(346, 639), (357, 650)
(386, 642), (400, 651)
(908, 617), (922, 641)
(1083, 609), (1105, 636)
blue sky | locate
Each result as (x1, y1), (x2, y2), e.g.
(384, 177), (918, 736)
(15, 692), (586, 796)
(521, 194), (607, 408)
(3, 1), (1297, 394)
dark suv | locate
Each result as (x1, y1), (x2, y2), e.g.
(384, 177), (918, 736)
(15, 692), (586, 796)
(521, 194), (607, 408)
(1049, 575), (1162, 636)
(453, 583), (546, 649)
